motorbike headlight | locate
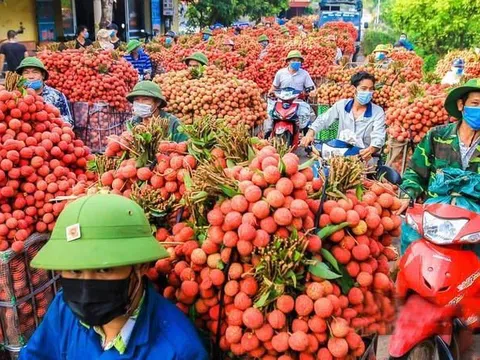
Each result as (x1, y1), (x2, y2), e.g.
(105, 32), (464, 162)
(460, 232), (480, 243)
(423, 212), (468, 244)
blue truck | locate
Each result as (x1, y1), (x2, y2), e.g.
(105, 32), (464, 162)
(317, 0), (363, 60)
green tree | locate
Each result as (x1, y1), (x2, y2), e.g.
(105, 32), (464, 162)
(186, 0), (289, 27)
(385, 0), (480, 55)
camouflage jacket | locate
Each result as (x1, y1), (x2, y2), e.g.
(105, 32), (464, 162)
(129, 110), (188, 143)
(402, 123), (480, 198)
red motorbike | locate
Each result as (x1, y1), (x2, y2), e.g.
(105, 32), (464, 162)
(269, 87), (312, 150)
(389, 203), (480, 359)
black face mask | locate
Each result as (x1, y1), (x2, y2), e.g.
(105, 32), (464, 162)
(61, 275), (132, 326)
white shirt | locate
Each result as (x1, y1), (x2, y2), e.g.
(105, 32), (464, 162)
(272, 68), (316, 92)
(309, 98), (386, 149)
(335, 48), (343, 63)
(441, 71), (462, 85)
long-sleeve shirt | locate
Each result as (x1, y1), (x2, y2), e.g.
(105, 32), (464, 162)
(402, 122), (480, 199)
(19, 285), (208, 360)
(309, 98), (386, 149)
(124, 52), (152, 78)
(41, 85), (73, 126)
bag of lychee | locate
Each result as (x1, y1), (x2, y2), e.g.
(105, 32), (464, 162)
(71, 102), (131, 154)
(0, 233), (58, 357)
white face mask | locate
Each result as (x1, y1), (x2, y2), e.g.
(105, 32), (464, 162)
(133, 102), (153, 118)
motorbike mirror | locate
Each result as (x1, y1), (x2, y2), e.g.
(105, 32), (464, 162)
(376, 165), (402, 185)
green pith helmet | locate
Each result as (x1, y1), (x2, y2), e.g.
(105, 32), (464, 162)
(280, 26), (289, 35)
(126, 81), (167, 107)
(373, 44), (390, 54)
(202, 28), (213, 36)
(16, 57), (49, 80)
(286, 50), (304, 62)
(183, 52), (209, 66)
(31, 194), (169, 270)
(444, 79), (480, 119)
(126, 39), (142, 54)
(258, 34), (269, 43)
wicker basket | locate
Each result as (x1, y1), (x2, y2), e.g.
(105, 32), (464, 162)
(0, 233), (58, 359)
(72, 102), (131, 154)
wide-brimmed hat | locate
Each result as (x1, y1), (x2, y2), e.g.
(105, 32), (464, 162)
(183, 52), (208, 66)
(286, 50), (304, 62)
(126, 39), (142, 53)
(126, 81), (167, 107)
(373, 44), (390, 53)
(444, 79), (480, 119)
(16, 57), (49, 80)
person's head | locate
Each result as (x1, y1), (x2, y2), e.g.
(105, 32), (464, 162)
(223, 39), (234, 51)
(126, 39), (143, 56)
(127, 81), (168, 118)
(258, 34), (269, 48)
(202, 28), (213, 41)
(77, 25), (89, 39)
(30, 194), (168, 327)
(286, 50), (304, 72)
(373, 44), (389, 62)
(399, 33), (407, 41)
(165, 30), (176, 46)
(451, 58), (465, 76)
(444, 79), (480, 129)
(280, 26), (290, 36)
(7, 30), (17, 41)
(351, 71), (376, 106)
(106, 23), (118, 38)
(16, 57), (49, 91)
(183, 52), (208, 68)
(96, 29), (111, 43)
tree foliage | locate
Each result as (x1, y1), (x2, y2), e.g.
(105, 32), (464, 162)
(361, 29), (397, 55)
(186, 0), (289, 27)
(384, 0), (480, 55)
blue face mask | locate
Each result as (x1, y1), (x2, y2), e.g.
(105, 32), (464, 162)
(25, 80), (43, 90)
(165, 37), (173, 45)
(84, 31), (89, 38)
(375, 52), (386, 61)
(261, 41), (268, 49)
(137, 48), (144, 56)
(110, 30), (115, 37)
(290, 61), (301, 72)
(356, 90), (373, 105)
(455, 67), (464, 75)
(203, 34), (211, 41)
(463, 106), (480, 131)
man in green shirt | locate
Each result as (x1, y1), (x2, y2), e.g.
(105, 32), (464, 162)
(126, 81), (187, 143)
(396, 79), (480, 214)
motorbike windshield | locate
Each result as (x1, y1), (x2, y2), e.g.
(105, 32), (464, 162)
(275, 87), (301, 101)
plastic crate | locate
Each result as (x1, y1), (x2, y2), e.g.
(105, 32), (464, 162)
(72, 102), (131, 154)
(0, 233), (58, 359)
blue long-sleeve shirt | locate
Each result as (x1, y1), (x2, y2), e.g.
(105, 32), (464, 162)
(123, 52), (152, 78)
(20, 285), (209, 360)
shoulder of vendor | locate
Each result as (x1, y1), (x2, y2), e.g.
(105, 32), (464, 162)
(20, 284), (207, 359)
(160, 110), (188, 143)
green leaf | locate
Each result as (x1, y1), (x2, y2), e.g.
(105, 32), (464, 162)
(278, 158), (286, 174)
(286, 270), (297, 288)
(247, 145), (256, 161)
(216, 260), (225, 270)
(294, 251), (302, 262)
(298, 157), (315, 171)
(254, 291), (271, 308)
(136, 152), (148, 168)
(226, 159), (236, 168)
(183, 173), (193, 189)
(335, 264), (355, 294)
(321, 248), (340, 272)
(87, 159), (98, 172)
(308, 260), (342, 280)
(317, 222), (349, 239)
(219, 185), (238, 198)
(356, 184), (364, 200)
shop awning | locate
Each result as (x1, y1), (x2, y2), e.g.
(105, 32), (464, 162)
(289, 0), (311, 8)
